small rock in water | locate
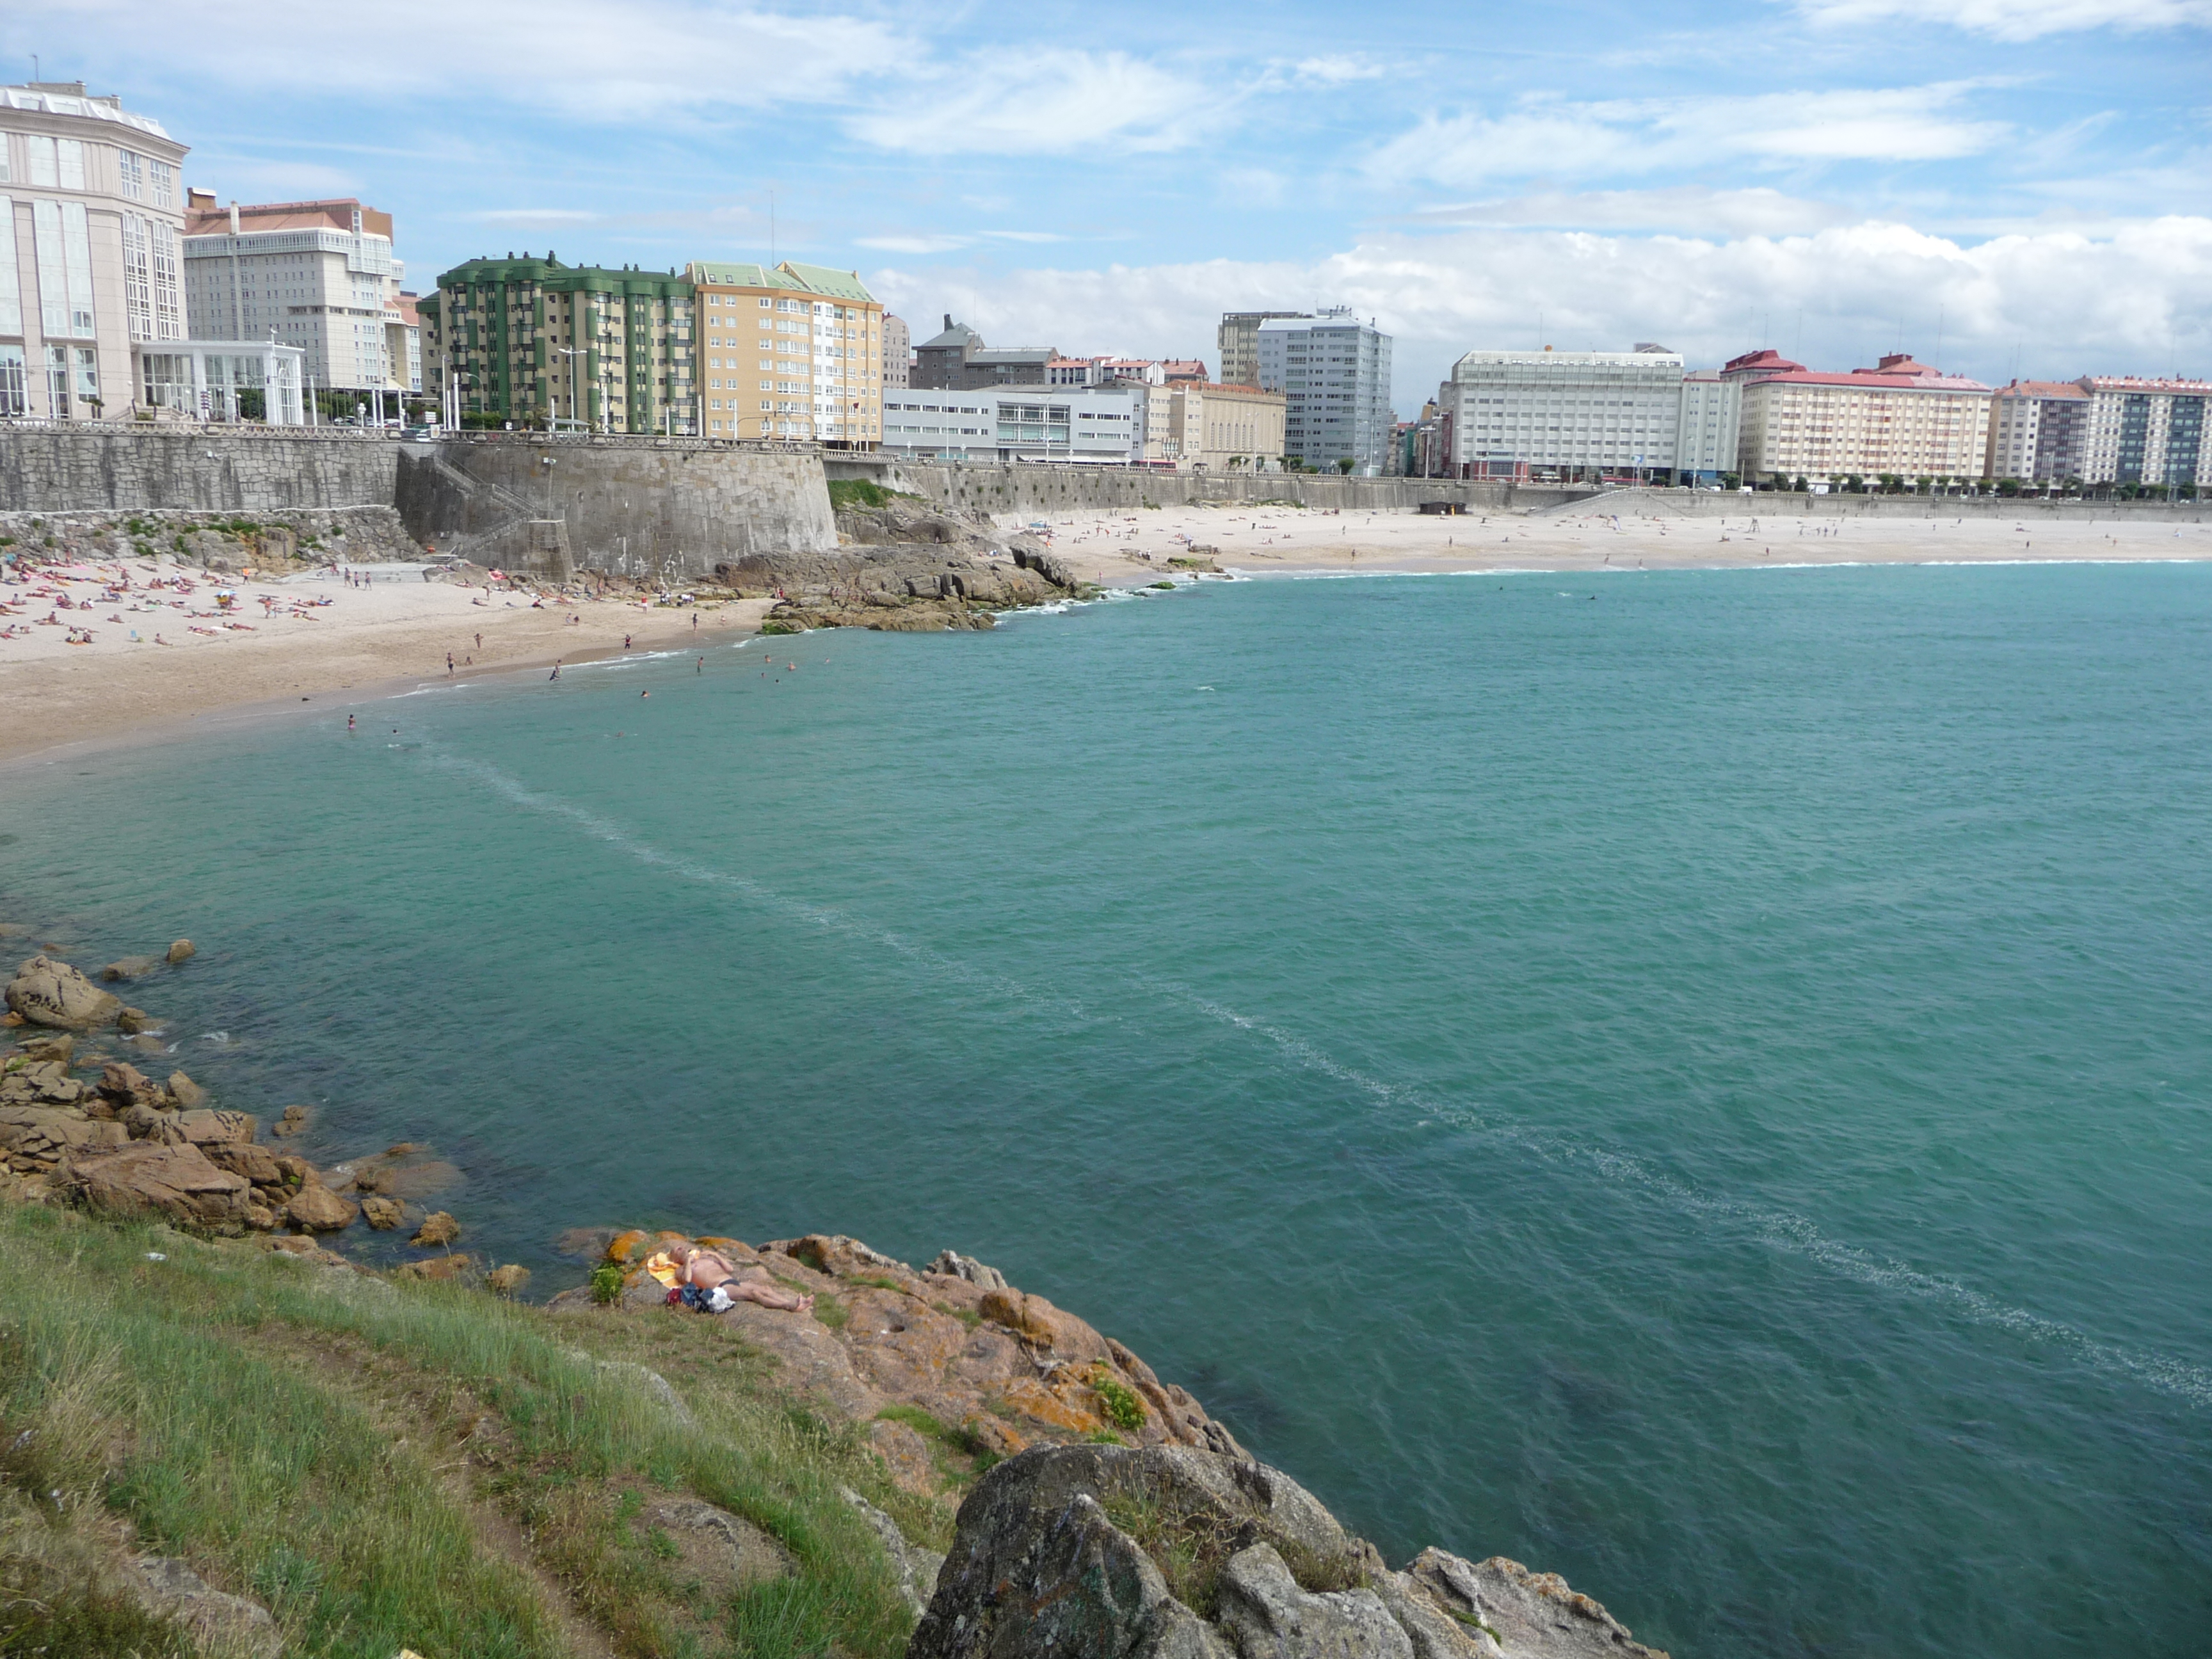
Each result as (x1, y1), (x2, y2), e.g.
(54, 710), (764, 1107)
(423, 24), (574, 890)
(116, 1007), (158, 1034)
(413, 1210), (461, 1247)
(397, 1252), (473, 1283)
(100, 956), (161, 982)
(360, 1196), (404, 1230)
(285, 1184), (358, 1233)
(166, 940), (196, 965)
(271, 1104), (311, 1136)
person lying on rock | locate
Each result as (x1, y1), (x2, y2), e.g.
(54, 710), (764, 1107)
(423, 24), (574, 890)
(668, 1242), (813, 1313)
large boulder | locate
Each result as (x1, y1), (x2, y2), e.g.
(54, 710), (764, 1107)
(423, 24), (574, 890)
(911, 1446), (1663, 1659)
(285, 1182), (358, 1232)
(129, 1557), (280, 1659)
(4, 956), (124, 1029)
(61, 1141), (253, 1226)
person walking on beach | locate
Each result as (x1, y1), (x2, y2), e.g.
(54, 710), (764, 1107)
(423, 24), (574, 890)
(625, 634), (632, 650)
(549, 660), (561, 681)
(696, 657), (703, 674)
(446, 652), (455, 675)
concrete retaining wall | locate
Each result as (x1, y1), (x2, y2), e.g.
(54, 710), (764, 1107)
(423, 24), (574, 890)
(0, 428), (399, 513)
(875, 461), (1600, 517)
(397, 438), (835, 581)
(1558, 486), (2206, 523)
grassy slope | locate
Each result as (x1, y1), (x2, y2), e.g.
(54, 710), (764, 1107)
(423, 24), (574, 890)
(0, 1201), (943, 1659)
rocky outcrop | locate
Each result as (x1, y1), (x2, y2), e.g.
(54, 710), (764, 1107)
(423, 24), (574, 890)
(5, 955), (124, 1029)
(551, 1230), (1247, 1481)
(129, 1555), (282, 1659)
(714, 499), (1086, 635)
(910, 1445), (1663, 1659)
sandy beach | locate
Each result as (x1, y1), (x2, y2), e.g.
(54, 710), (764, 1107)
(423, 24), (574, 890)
(1006, 501), (2212, 584)
(0, 559), (770, 764)
(7, 505), (2205, 764)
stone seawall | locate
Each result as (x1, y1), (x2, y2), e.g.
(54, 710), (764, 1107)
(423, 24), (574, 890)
(397, 438), (837, 581)
(1557, 486), (2206, 523)
(0, 428), (399, 513)
(866, 461), (1599, 517)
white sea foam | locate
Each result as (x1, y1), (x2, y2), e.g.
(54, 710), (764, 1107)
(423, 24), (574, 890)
(421, 749), (1089, 1025)
(1149, 979), (2212, 1410)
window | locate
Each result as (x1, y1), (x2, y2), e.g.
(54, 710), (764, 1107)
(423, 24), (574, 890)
(118, 148), (143, 200)
(0, 196), (16, 334)
(45, 344), (70, 415)
(0, 344), (24, 415)
(56, 140), (85, 191)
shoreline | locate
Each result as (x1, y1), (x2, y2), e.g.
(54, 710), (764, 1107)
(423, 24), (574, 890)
(8, 504), (2207, 765)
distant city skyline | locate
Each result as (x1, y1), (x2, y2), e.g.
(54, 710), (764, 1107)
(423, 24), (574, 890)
(9, 0), (2208, 412)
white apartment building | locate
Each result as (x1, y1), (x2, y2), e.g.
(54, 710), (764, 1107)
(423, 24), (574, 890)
(879, 381), (1148, 464)
(1256, 310), (1393, 474)
(182, 195), (408, 397)
(0, 80), (188, 419)
(2077, 376), (2210, 487)
(1676, 371), (1741, 481)
(1442, 345), (1684, 479)
(1984, 381), (2090, 483)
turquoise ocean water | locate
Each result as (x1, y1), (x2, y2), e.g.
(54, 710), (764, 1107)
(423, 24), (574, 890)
(4, 563), (2209, 1656)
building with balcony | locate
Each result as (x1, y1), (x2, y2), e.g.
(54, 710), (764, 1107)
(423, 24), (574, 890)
(183, 194), (408, 401)
(1984, 380), (2089, 483)
(0, 79), (188, 419)
(1217, 311), (1309, 389)
(1440, 344), (1684, 481)
(882, 312), (910, 390)
(1256, 310), (1393, 474)
(688, 260), (882, 445)
(1733, 351), (1992, 484)
(419, 253), (694, 435)
(2076, 376), (2209, 488)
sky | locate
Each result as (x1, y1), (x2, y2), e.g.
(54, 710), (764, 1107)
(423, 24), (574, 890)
(11, 0), (2211, 414)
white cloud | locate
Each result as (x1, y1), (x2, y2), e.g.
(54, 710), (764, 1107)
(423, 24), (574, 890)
(477, 209), (602, 225)
(31, 0), (911, 121)
(858, 234), (973, 253)
(844, 50), (1218, 155)
(1371, 84), (2008, 189)
(1404, 187), (1851, 236)
(1289, 55), (1386, 84)
(1796, 0), (2212, 39)
(869, 218), (2212, 409)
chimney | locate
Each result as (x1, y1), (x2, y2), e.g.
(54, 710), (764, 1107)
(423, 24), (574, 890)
(945, 314), (953, 330)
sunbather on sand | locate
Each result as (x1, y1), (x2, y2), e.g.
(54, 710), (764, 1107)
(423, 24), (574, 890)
(669, 1243), (813, 1312)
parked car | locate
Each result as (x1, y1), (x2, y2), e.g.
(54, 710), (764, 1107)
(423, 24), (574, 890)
(402, 425), (439, 442)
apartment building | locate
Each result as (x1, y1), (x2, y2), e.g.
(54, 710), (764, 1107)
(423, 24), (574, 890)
(1985, 381), (2090, 483)
(0, 79), (188, 419)
(1217, 311), (1308, 389)
(688, 260), (882, 445)
(1255, 310), (1393, 474)
(912, 316), (1058, 390)
(419, 254), (694, 435)
(882, 312), (910, 390)
(1134, 380), (1287, 468)
(1441, 345), (1684, 479)
(1733, 351), (1992, 483)
(879, 380), (1148, 463)
(1675, 371), (1742, 481)
(182, 194), (408, 397)
(2077, 376), (2210, 487)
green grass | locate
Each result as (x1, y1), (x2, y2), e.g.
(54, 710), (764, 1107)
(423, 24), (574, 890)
(826, 480), (923, 513)
(0, 1201), (935, 1659)
(1091, 1368), (1148, 1432)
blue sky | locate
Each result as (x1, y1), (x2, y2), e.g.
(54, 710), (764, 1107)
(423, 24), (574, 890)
(13, 0), (2211, 412)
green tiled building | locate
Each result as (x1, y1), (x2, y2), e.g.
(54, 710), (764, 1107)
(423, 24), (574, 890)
(418, 254), (694, 433)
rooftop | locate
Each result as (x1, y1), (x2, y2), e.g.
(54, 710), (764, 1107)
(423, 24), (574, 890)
(185, 198), (394, 240)
(0, 81), (173, 141)
(687, 260), (876, 302)
(1998, 380), (2089, 400)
